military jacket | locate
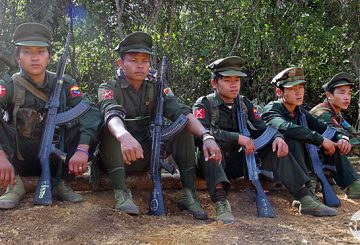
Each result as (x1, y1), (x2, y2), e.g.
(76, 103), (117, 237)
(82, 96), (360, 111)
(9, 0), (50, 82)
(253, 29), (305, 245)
(310, 101), (360, 145)
(0, 70), (101, 152)
(193, 92), (280, 151)
(261, 100), (343, 146)
(97, 74), (191, 143)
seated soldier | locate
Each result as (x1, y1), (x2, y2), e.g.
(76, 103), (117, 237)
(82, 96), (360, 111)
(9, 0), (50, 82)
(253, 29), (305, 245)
(310, 72), (360, 157)
(193, 57), (336, 224)
(262, 67), (360, 200)
(97, 31), (221, 219)
(0, 23), (101, 209)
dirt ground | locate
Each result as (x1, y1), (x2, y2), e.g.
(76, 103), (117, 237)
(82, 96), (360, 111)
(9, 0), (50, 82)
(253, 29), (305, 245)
(1, 182), (360, 245)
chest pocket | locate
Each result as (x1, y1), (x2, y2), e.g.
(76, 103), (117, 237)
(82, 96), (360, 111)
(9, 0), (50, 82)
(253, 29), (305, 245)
(206, 94), (248, 128)
(17, 107), (44, 139)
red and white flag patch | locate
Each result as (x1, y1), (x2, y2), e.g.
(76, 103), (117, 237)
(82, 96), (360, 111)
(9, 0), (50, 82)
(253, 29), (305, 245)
(164, 87), (174, 96)
(70, 85), (82, 97)
(252, 107), (260, 119)
(100, 89), (114, 99)
(194, 108), (205, 119)
(0, 85), (6, 97)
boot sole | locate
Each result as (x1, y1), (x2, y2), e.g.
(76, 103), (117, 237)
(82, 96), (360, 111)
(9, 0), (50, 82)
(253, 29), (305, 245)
(0, 199), (21, 209)
(115, 206), (140, 215)
(177, 203), (208, 220)
(346, 194), (360, 199)
(300, 209), (337, 217)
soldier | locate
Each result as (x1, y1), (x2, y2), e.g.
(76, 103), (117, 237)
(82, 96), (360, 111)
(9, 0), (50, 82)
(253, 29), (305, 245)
(0, 23), (101, 209)
(97, 31), (221, 219)
(193, 57), (336, 224)
(310, 72), (360, 156)
(262, 67), (360, 200)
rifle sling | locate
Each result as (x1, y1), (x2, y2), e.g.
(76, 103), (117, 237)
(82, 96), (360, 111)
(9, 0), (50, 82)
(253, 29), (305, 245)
(12, 74), (49, 102)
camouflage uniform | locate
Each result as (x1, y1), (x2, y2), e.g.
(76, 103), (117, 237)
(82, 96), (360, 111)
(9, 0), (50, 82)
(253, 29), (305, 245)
(262, 68), (359, 192)
(310, 72), (360, 155)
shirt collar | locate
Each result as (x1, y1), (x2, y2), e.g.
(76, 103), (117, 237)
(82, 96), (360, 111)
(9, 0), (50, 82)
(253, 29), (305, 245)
(213, 92), (235, 107)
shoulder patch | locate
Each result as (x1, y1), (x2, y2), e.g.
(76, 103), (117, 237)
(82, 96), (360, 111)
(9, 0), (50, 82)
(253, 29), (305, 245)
(0, 84), (6, 97)
(164, 87), (174, 96)
(99, 88), (114, 100)
(252, 107), (261, 119)
(70, 85), (82, 97)
(193, 107), (205, 119)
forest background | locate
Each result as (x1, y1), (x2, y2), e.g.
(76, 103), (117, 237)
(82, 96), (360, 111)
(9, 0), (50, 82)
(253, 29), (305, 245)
(1, 0), (359, 125)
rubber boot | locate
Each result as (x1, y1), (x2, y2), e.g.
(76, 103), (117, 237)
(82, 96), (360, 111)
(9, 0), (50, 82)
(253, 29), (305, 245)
(0, 175), (26, 209)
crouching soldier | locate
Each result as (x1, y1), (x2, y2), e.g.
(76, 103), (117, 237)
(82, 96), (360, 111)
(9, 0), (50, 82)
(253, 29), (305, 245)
(0, 23), (101, 209)
(262, 67), (360, 201)
(97, 31), (221, 219)
(193, 57), (336, 224)
(310, 72), (360, 157)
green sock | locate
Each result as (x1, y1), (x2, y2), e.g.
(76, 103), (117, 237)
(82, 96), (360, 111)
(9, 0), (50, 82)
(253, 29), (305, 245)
(108, 167), (126, 190)
(180, 167), (196, 192)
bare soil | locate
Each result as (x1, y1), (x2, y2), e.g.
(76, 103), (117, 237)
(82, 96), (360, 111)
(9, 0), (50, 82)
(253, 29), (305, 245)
(1, 185), (360, 245)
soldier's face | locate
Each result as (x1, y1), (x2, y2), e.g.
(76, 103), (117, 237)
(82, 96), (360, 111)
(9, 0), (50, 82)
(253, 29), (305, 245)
(281, 83), (305, 107)
(118, 52), (150, 83)
(327, 85), (352, 111)
(213, 76), (241, 103)
(16, 46), (50, 78)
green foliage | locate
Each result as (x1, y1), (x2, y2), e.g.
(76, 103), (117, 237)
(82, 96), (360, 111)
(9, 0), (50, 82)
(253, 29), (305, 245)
(1, 0), (359, 123)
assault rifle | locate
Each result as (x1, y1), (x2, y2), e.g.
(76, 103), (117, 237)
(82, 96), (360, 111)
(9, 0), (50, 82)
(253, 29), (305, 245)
(299, 110), (340, 207)
(33, 6), (90, 205)
(237, 96), (276, 218)
(149, 56), (189, 215)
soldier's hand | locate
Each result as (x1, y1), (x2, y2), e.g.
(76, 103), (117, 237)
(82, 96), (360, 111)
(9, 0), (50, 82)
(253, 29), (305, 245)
(337, 139), (352, 155)
(0, 152), (15, 190)
(272, 137), (288, 157)
(238, 135), (255, 155)
(322, 138), (337, 156)
(118, 132), (144, 165)
(202, 139), (222, 162)
(69, 151), (88, 176)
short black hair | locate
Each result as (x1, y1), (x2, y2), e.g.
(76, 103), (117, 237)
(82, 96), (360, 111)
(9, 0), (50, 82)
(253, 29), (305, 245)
(212, 72), (224, 83)
(119, 52), (126, 60)
(328, 87), (336, 94)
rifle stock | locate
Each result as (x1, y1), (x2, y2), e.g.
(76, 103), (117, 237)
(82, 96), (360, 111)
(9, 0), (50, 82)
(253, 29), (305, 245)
(300, 111), (340, 207)
(237, 97), (275, 218)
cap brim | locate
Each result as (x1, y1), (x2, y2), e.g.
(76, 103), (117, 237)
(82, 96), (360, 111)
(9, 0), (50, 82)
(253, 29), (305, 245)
(283, 80), (307, 88)
(218, 70), (247, 77)
(333, 81), (354, 88)
(15, 41), (50, 47)
(124, 48), (153, 54)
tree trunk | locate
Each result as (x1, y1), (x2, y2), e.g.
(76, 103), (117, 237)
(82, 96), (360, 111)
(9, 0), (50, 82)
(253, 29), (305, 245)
(149, 0), (163, 29)
(0, 0), (4, 24)
(115, 0), (125, 40)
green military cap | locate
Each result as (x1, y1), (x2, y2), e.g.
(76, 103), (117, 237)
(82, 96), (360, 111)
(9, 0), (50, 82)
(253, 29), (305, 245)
(271, 67), (306, 88)
(114, 31), (153, 54)
(13, 23), (51, 47)
(322, 72), (354, 91)
(206, 56), (247, 77)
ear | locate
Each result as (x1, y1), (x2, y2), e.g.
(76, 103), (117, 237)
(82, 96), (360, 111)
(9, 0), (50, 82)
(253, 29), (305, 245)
(275, 87), (283, 97)
(210, 79), (216, 89)
(117, 58), (123, 68)
(325, 91), (331, 100)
